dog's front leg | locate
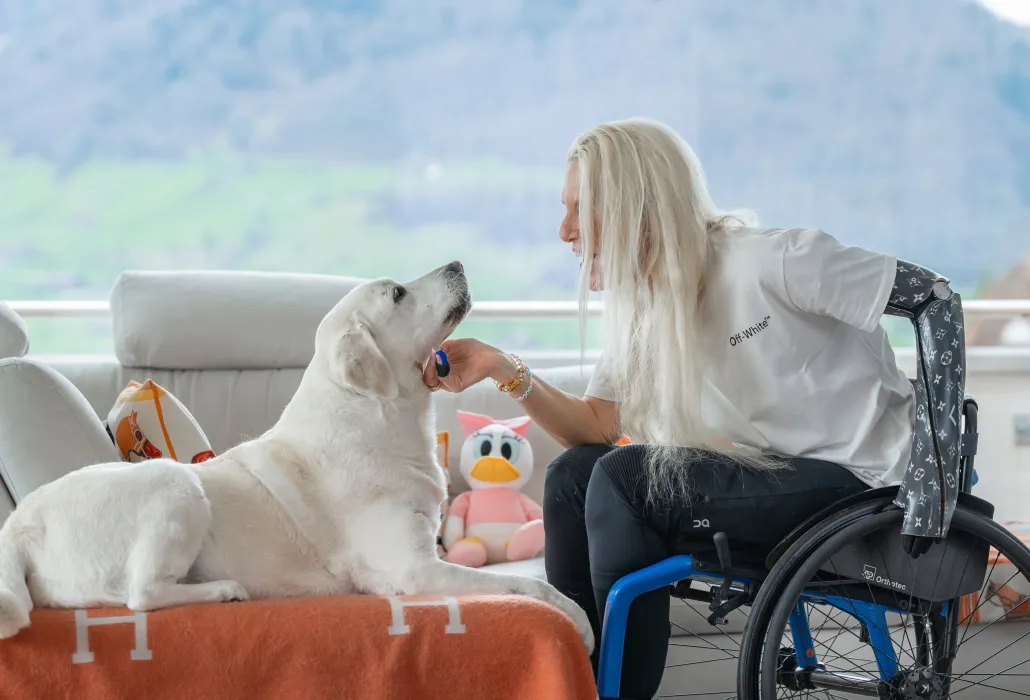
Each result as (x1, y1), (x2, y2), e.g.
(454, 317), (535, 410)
(410, 559), (594, 652)
(353, 507), (594, 653)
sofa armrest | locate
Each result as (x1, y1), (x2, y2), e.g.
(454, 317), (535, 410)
(0, 302), (29, 360)
(0, 358), (118, 513)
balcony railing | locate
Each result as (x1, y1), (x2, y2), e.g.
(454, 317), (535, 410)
(8, 299), (1030, 319)
(7, 299), (1030, 373)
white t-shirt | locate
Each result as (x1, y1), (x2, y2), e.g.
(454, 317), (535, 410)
(586, 227), (915, 488)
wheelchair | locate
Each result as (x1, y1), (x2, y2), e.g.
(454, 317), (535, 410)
(596, 286), (1030, 699)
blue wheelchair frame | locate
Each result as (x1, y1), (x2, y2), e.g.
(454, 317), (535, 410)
(596, 554), (917, 696)
(596, 464), (981, 698)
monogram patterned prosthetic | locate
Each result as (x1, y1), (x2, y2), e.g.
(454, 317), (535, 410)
(885, 260), (966, 538)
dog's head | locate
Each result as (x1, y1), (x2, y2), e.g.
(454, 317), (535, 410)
(315, 261), (471, 399)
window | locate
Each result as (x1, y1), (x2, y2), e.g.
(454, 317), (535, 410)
(1, 1), (1027, 354)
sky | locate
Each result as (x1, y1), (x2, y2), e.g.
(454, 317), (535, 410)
(978, 0), (1030, 25)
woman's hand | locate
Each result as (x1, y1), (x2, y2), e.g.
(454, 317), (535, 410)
(423, 337), (619, 448)
(421, 338), (516, 394)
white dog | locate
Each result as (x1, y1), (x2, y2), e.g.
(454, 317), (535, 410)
(0, 262), (594, 653)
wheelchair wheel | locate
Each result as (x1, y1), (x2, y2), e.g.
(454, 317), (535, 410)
(738, 499), (1030, 699)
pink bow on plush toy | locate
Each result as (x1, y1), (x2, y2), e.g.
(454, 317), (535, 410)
(442, 411), (545, 568)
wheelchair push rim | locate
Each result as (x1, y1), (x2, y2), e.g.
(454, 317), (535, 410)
(752, 507), (1030, 699)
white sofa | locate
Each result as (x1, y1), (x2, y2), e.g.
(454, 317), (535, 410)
(0, 271), (593, 574)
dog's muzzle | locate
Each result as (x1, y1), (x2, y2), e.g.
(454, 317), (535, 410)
(443, 263), (471, 325)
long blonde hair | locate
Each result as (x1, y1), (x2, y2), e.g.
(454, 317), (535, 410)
(569, 118), (780, 500)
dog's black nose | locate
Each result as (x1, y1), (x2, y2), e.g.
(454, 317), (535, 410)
(445, 261), (464, 274)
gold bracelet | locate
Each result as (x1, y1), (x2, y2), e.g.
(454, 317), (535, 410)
(494, 354), (528, 393)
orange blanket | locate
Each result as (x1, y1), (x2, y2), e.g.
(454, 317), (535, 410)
(0, 594), (595, 700)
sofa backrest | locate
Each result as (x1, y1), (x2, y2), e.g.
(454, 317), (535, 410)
(44, 356), (592, 506)
(111, 270), (366, 370)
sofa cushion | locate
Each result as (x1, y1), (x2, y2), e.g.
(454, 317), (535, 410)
(48, 358), (596, 504)
(0, 359), (119, 507)
(44, 354), (595, 505)
(108, 379), (216, 464)
(110, 270), (365, 370)
(0, 301), (29, 359)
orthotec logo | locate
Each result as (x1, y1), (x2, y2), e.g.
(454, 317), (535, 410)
(862, 565), (907, 592)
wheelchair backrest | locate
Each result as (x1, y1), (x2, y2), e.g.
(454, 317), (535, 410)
(824, 518), (988, 603)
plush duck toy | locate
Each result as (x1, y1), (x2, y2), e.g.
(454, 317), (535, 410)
(443, 411), (544, 567)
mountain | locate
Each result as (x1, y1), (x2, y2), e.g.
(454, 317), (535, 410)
(0, 0), (1028, 287)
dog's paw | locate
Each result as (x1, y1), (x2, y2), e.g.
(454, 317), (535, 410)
(213, 580), (250, 603)
(556, 597), (595, 655)
(575, 609), (596, 655)
(0, 593), (30, 639)
(526, 584), (595, 655)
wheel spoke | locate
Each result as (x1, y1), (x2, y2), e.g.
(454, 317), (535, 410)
(949, 659), (1030, 695)
(741, 504), (1030, 700)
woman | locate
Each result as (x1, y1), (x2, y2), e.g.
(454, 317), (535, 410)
(422, 118), (914, 699)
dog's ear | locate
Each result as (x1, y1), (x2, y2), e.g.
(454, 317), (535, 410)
(329, 321), (399, 399)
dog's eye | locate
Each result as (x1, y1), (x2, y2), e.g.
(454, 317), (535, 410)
(393, 286), (406, 303)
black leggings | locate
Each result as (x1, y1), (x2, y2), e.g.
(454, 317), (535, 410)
(543, 444), (869, 699)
